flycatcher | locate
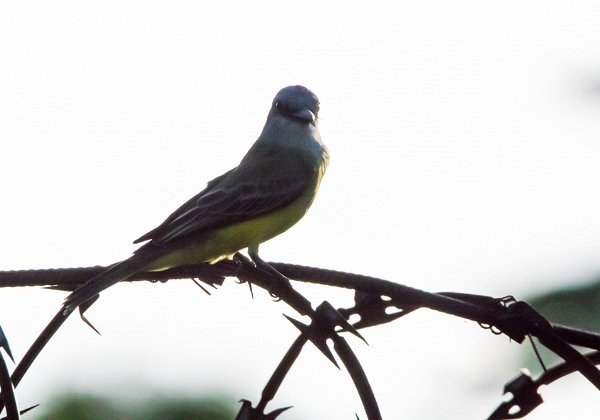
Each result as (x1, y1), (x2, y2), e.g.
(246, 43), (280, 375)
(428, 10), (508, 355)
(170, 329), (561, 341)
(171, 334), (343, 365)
(64, 85), (328, 311)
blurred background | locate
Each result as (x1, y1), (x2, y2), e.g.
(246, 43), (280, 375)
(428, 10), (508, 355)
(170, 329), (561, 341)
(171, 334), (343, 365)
(1, 1), (600, 418)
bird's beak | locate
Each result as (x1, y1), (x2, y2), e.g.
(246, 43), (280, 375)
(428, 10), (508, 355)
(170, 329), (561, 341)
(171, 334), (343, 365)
(291, 108), (316, 123)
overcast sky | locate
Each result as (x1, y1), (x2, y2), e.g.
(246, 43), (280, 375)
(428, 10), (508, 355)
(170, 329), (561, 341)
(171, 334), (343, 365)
(2, 1), (600, 418)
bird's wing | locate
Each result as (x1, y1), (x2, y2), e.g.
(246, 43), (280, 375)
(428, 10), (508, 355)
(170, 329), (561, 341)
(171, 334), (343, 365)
(133, 168), (235, 244)
(134, 153), (315, 246)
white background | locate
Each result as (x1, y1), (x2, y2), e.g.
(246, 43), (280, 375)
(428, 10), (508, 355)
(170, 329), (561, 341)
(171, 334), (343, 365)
(2, 1), (600, 418)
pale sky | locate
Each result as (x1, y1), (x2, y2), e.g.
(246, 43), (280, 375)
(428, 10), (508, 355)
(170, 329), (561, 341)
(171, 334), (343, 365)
(2, 1), (600, 419)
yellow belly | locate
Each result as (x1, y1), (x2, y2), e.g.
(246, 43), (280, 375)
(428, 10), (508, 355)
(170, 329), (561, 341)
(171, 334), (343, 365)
(145, 175), (322, 270)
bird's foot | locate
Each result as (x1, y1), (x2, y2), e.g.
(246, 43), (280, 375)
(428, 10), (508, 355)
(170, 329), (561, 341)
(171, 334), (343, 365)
(249, 254), (292, 299)
(234, 252), (292, 300)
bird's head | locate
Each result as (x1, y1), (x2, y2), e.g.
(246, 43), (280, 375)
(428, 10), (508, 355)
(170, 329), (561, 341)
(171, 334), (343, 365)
(270, 85), (320, 124)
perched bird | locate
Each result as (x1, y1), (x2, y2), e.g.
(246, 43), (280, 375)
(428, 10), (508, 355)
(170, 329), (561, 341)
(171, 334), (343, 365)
(64, 85), (328, 311)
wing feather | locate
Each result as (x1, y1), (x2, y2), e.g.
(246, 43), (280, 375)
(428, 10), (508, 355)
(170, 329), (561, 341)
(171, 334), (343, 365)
(134, 153), (315, 246)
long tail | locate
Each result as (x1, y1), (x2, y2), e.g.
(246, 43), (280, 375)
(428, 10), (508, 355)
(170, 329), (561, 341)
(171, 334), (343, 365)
(63, 253), (152, 311)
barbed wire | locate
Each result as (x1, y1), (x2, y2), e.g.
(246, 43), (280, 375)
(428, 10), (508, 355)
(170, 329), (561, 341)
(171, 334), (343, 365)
(1, 258), (600, 419)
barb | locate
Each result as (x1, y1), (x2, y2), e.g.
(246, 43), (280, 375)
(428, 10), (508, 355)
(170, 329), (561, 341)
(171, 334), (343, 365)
(0, 332), (18, 420)
(0, 327), (14, 364)
(0, 405), (39, 420)
(283, 302), (380, 418)
(488, 369), (542, 419)
(338, 291), (414, 330)
(527, 336), (547, 373)
(236, 399), (292, 419)
(191, 278), (211, 295)
(501, 301), (600, 390)
(490, 351), (600, 418)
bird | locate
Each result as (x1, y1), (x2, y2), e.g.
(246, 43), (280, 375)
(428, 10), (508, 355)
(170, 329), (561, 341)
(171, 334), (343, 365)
(63, 85), (328, 312)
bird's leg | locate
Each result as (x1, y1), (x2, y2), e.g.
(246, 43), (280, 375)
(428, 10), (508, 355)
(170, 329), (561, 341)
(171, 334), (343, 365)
(250, 253), (286, 279)
(248, 250), (292, 298)
(233, 253), (256, 298)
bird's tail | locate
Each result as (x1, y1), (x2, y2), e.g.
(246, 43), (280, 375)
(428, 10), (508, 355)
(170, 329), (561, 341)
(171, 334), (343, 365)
(63, 253), (152, 312)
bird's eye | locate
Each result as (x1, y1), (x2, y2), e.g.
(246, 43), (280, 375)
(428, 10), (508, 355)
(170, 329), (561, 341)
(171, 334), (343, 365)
(275, 101), (280, 109)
